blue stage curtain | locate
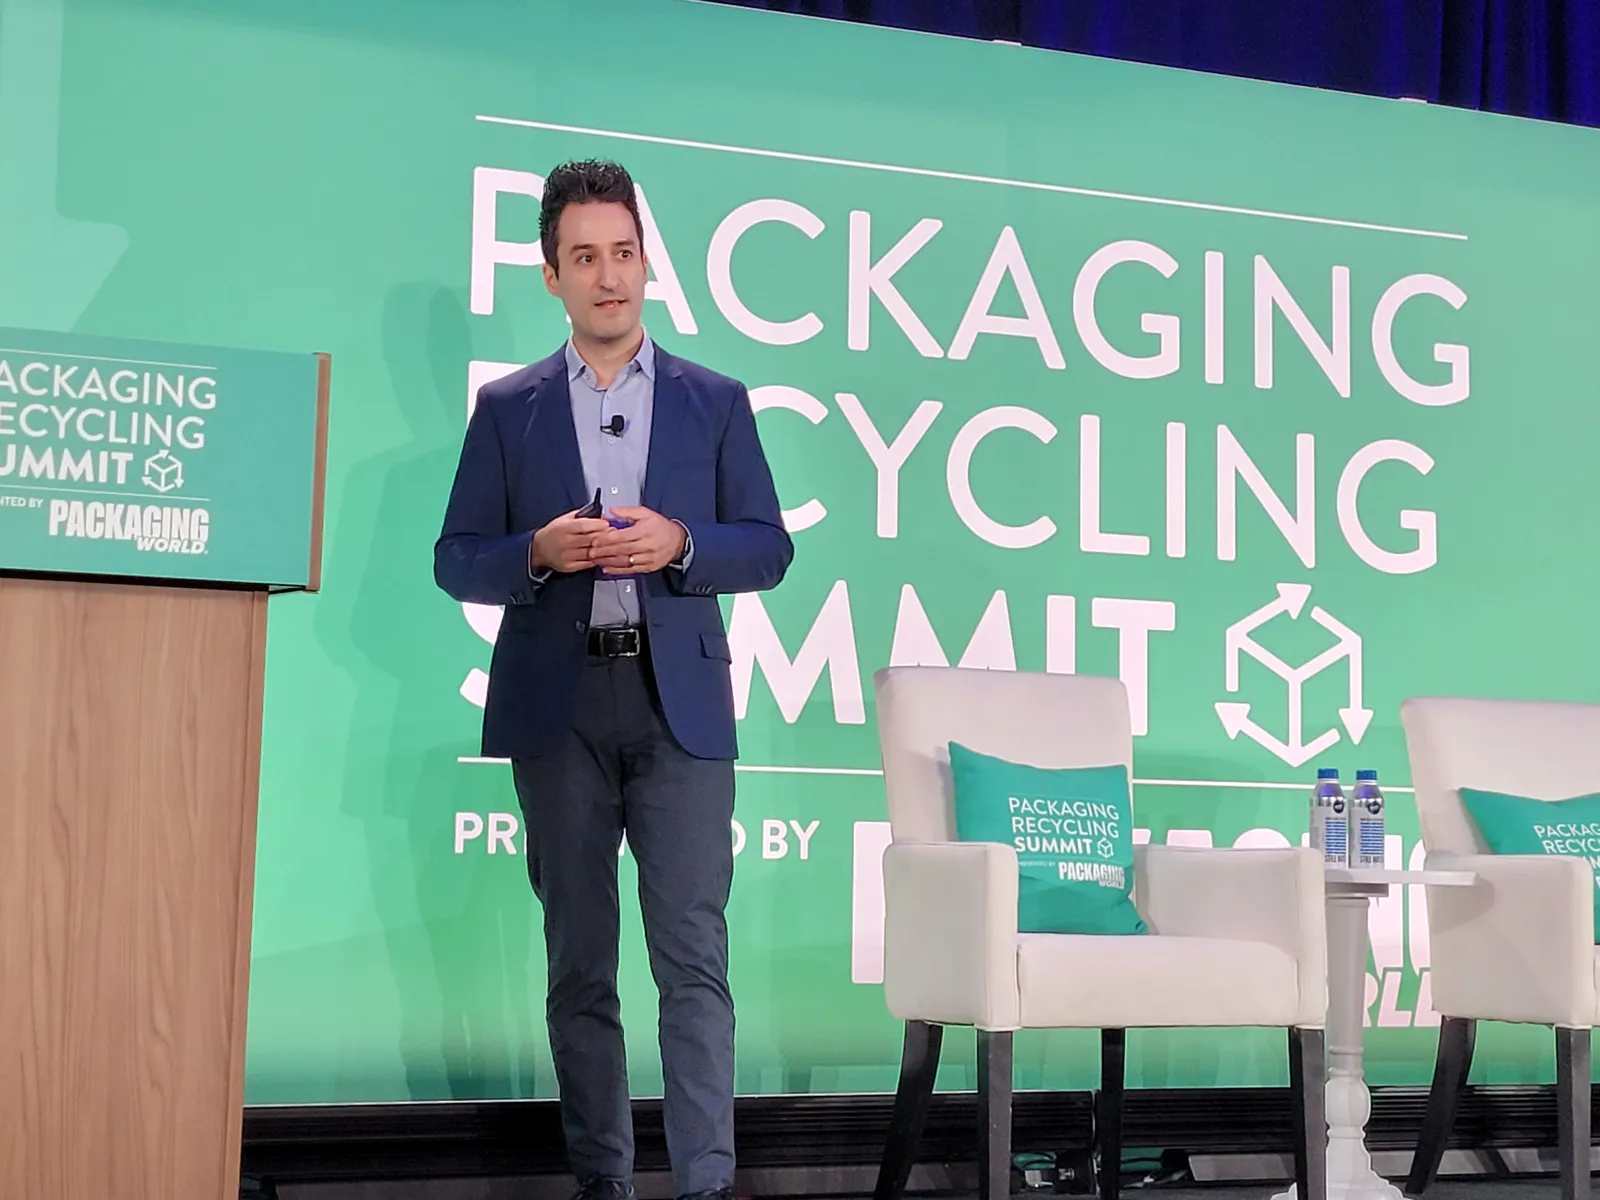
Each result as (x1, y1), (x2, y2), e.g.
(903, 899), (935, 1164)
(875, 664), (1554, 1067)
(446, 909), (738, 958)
(711, 0), (1600, 127)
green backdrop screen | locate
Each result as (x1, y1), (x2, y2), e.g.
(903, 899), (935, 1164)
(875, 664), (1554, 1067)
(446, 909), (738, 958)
(8, 0), (1600, 1105)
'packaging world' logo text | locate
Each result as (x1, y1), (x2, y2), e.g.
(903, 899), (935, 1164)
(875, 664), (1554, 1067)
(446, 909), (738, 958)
(47, 499), (209, 554)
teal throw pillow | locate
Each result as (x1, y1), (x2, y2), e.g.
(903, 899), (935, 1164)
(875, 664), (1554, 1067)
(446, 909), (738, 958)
(1459, 787), (1600, 943)
(949, 742), (1147, 936)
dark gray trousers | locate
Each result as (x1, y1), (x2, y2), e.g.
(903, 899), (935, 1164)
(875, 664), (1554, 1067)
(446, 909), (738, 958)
(511, 653), (736, 1196)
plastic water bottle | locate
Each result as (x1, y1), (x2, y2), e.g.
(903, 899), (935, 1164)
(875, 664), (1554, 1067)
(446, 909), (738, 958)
(1309, 768), (1348, 868)
(1351, 769), (1386, 868)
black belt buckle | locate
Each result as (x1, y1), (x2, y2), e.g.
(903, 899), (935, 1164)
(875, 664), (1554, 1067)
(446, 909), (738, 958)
(589, 627), (641, 658)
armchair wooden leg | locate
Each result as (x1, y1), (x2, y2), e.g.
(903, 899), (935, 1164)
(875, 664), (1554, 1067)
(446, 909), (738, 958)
(1289, 1027), (1327, 1200)
(873, 1020), (944, 1200)
(1097, 1029), (1126, 1200)
(1557, 1026), (1591, 1200)
(977, 1029), (1014, 1200)
(1403, 1016), (1475, 1197)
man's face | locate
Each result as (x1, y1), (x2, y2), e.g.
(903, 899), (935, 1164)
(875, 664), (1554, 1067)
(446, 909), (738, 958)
(542, 201), (648, 345)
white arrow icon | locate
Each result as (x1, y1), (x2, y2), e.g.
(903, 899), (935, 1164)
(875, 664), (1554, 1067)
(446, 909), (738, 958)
(1225, 582), (1310, 691)
(1216, 583), (1370, 768)
(1309, 606), (1373, 742)
(1215, 701), (1340, 769)
(0, 0), (128, 328)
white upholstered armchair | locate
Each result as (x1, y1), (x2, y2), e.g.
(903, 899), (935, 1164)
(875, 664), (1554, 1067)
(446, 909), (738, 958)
(1400, 697), (1600, 1200)
(869, 666), (1329, 1200)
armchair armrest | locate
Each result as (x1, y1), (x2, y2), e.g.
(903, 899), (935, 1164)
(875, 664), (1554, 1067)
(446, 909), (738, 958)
(1425, 853), (1595, 1026)
(1136, 845), (1327, 1028)
(881, 841), (1021, 1031)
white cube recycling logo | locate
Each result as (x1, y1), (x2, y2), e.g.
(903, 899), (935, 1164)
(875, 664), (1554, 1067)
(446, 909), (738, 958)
(1215, 582), (1372, 768)
(142, 449), (184, 494)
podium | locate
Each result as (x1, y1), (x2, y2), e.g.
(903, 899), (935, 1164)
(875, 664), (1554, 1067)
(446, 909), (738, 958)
(0, 330), (330, 1200)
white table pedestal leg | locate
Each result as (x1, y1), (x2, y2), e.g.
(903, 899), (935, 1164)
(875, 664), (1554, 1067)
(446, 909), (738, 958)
(1324, 893), (1402, 1200)
(1274, 891), (1400, 1200)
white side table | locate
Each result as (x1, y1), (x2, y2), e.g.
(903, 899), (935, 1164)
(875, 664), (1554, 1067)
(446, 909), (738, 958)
(1276, 866), (1476, 1200)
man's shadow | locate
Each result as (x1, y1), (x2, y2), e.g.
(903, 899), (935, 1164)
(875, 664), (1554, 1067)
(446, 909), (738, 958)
(318, 282), (549, 1101)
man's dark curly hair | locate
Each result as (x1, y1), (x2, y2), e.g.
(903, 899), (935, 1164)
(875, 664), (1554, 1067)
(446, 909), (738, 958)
(539, 159), (645, 273)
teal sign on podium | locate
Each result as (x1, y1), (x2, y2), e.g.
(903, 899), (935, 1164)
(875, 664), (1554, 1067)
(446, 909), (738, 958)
(0, 329), (328, 588)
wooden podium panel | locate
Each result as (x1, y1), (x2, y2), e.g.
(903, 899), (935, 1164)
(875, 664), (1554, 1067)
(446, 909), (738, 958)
(0, 576), (269, 1200)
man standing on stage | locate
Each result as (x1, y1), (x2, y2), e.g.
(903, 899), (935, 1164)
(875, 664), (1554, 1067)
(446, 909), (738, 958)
(434, 159), (793, 1200)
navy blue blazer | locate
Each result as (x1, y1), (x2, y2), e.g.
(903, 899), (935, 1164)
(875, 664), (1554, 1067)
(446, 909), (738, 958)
(434, 345), (793, 761)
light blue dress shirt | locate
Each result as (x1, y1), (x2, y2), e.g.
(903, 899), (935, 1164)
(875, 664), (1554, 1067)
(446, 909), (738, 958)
(531, 332), (691, 629)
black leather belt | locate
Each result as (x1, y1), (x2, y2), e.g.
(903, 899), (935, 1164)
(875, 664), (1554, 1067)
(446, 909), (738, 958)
(587, 627), (642, 658)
